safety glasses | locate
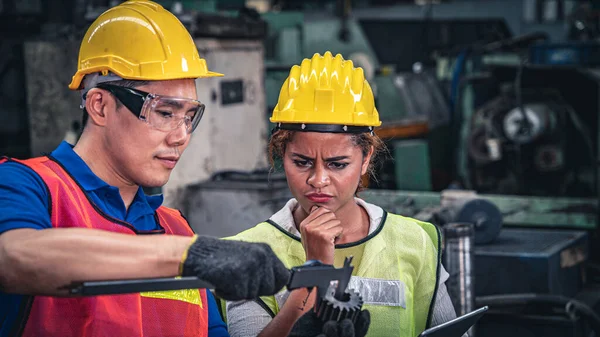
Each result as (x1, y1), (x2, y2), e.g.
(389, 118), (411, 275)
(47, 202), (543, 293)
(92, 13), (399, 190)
(95, 83), (205, 134)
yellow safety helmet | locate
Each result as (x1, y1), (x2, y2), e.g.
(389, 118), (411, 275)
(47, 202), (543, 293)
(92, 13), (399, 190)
(271, 51), (381, 133)
(68, 0), (223, 90)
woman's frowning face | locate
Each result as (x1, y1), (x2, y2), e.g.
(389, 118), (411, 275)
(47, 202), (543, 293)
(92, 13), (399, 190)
(283, 132), (372, 214)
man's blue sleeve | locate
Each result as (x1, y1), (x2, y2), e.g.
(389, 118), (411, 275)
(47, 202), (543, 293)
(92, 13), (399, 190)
(207, 290), (230, 337)
(0, 161), (52, 234)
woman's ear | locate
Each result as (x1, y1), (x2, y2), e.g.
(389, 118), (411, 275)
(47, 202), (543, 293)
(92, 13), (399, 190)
(361, 145), (374, 176)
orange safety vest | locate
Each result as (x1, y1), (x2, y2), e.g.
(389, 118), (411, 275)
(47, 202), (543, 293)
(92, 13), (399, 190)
(1, 156), (209, 337)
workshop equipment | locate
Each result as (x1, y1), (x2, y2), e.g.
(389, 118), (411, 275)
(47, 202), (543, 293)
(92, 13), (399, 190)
(462, 86), (594, 198)
(367, 120), (432, 190)
(412, 190), (504, 244)
(440, 196), (503, 245)
(529, 42), (600, 67)
(360, 189), (598, 231)
(389, 139), (432, 191)
(476, 293), (600, 337)
(362, 190), (592, 293)
(443, 222), (476, 336)
(181, 170), (292, 238)
(361, 189), (593, 337)
(446, 32), (598, 200)
(474, 228), (588, 297)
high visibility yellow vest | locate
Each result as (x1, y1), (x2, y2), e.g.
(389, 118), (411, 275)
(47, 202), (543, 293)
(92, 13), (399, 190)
(225, 212), (441, 337)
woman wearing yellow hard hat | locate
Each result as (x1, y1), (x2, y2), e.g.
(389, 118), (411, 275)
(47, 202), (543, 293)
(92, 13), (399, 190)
(223, 52), (461, 337)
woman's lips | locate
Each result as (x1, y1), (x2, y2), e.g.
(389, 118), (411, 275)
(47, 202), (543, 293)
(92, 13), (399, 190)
(306, 193), (333, 203)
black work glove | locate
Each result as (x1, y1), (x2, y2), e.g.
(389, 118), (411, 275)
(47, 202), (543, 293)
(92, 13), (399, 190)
(181, 236), (290, 301)
(288, 310), (371, 337)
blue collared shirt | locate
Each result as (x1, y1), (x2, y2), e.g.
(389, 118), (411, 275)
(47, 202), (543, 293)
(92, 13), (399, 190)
(0, 141), (229, 337)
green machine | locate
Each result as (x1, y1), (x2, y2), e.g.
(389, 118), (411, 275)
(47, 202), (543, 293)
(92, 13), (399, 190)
(258, 4), (599, 243)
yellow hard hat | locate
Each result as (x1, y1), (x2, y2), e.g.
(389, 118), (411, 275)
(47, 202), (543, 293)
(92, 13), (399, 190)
(68, 0), (223, 90)
(271, 51), (381, 133)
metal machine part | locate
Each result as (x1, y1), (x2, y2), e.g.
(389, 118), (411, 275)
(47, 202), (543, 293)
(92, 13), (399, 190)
(315, 287), (364, 323)
(415, 192), (503, 245)
(534, 145), (564, 172)
(288, 257), (364, 323)
(502, 103), (556, 144)
(485, 138), (502, 161)
(567, 1), (600, 42)
(443, 198), (503, 245)
(443, 223), (476, 336)
(462, 88), (584, 197)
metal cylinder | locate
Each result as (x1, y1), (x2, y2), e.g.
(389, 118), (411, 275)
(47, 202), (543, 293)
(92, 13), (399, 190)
(443, 222), (476, 337)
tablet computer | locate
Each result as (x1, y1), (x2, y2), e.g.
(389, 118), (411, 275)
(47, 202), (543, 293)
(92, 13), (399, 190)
(418, 306), (488, 337)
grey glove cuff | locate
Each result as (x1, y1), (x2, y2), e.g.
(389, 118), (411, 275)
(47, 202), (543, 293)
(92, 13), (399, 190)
(181, 235), (290, 301)
(181, 236), (230, 278)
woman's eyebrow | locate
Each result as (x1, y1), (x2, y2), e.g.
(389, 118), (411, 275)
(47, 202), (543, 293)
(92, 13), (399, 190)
(291, 153), (350, 162)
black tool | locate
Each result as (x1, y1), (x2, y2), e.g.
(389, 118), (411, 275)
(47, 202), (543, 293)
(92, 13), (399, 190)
(67, 257), (364, 322)
(67, 276), (215, 296)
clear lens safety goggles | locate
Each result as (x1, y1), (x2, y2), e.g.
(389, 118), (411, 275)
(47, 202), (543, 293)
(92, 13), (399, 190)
(95, 83), (205, 134)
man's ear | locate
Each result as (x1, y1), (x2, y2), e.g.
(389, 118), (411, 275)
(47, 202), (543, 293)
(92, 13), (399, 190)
(84, 88), (111, 127)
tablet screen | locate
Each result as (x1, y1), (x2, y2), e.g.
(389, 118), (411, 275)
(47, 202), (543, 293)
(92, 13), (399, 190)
(419, 306), (488, 337)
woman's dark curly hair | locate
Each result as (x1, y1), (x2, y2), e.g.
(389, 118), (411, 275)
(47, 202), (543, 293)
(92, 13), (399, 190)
(268, 130), (387, 194)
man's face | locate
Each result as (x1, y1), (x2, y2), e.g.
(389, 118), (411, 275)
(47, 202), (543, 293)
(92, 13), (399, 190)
(104, 79), (198, 187)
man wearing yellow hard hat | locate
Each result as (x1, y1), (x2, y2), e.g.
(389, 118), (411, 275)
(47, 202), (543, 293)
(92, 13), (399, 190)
(0, 1), (290, 336)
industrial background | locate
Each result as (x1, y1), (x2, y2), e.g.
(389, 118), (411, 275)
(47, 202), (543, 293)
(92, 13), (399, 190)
(1, 0), (600, 336)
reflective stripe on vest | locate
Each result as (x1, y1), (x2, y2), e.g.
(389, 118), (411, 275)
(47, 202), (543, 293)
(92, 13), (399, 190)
(1, 156), (209, 337)
(349, 276), (407, 308)
(225, 212), (441, 337)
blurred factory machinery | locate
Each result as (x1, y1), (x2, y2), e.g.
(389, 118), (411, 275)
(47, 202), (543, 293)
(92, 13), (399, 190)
(2, 0), (600, 337)
(181, 1), (600, 337)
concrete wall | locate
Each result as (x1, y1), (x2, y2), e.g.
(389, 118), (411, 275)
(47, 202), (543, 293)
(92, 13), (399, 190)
(24, 40), (82, 157)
